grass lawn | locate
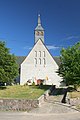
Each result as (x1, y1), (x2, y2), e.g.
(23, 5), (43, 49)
(0, 85), (50, 99)
(69, 91), (80, 98)
(69, 87), (80, 98)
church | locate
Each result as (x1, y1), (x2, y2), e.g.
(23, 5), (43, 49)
(20, 15), (62, 86)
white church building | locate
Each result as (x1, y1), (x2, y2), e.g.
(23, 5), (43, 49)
(20, 15), (62, 86)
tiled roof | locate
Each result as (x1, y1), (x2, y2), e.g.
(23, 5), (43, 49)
(16, 56), (61, 67)
(53, 56), (61, 66)
(16, 56), (26, 67)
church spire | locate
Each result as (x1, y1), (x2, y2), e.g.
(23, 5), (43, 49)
(35, 14), (44, 31)
(34, 14), (44, 43)
(38, 14), (41, 26)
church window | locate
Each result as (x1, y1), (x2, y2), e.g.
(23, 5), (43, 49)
(39, 58), (41, 65)
(43, 51), (45, 57)
(35, 58), (37, 64)
(43, 58), (46, 65)
(39, 51), (41, 57)
(35, 51), (37, 57)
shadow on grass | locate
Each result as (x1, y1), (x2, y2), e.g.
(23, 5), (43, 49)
(31, 85), (76, 95)
(49, 86), (76, 96)
(67, 86), (76, 92)
(49, 86), (76, 103)
(0, 86), (7, 90)
(31, 85), (51, 91)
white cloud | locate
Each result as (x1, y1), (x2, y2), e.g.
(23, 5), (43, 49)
(46, 45), (60, 50)
(23, 45), (60, 50)
(64, 36), (79, 40)
(23, 46), (32, 50)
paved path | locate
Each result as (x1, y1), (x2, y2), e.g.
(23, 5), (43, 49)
(0, 112), (80, 120)
(29, 95), (79, 114)
(0, 95), (80, 120)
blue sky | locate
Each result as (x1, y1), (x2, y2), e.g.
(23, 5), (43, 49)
(0, 0), (80, 56)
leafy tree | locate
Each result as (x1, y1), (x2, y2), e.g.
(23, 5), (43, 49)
(0, 41), (19, 84)
(58, 42), (80, 88)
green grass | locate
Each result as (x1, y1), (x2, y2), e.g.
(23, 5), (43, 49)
(76, 105), (80, 110)
(69, 87), (80, 98)
(69, 91), (80, 98)
(0, 85), (50, 99)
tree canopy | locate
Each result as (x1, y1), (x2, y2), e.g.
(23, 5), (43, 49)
(0, 41), (19, 84)
(58, 42), (80, 87)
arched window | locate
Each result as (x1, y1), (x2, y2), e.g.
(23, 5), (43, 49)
(35, 58), (37, 64)
(43, 58), (46, 65)
(43, 51), (45, 57)
(35, 51), (37, 57)
(39, 58), (41, 65)
(39, 51), (41, 57)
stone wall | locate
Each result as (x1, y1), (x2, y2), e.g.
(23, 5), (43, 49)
(38, 89), (49, 106)
(70, 98), (80, 106)
(0, 99), (39, 111)
(0, 87), (50, 111)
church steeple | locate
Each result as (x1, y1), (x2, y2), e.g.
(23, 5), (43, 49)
(38, 14), (41, 26)
(34, 14), (44, 43)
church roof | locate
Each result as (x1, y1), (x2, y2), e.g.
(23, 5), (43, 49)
(35, 14), (44, 31)
(16, 56), (26, 67)
(16, 15), (61, 68)
(35, 25), (44, 31)
(16, 56), (61, 67)
(53, 56), (61, 66)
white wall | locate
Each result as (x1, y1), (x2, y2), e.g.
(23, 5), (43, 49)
(20, 39), (62, 86)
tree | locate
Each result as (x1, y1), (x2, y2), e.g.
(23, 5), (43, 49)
(0, 41), (19, 84)
(58, 42), (80, 88)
